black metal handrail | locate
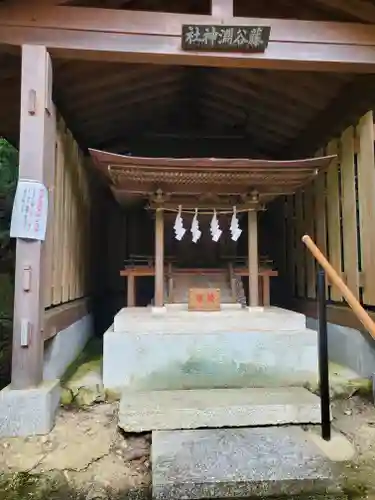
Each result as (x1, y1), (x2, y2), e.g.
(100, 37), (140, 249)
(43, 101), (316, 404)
(317, 267), (331, 441)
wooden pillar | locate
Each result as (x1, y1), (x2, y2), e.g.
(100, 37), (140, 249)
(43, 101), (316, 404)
(154, 209), (164, 307)
(12, 46), (55, 389)
(127, 274), (135, 307)
(212, 0), (234, 17)
(248, 210), (259, 307)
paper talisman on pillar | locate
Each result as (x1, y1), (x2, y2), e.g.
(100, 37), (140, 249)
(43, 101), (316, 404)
(10, 179), (49, 241)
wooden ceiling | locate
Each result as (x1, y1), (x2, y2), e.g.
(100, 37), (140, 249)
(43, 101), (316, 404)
(2, 0), (375, 157)
(51, 61), (371, 158)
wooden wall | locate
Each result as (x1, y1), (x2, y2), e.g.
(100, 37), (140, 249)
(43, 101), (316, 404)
(275, 110), (375, 307)
(44, 116), (91, 308)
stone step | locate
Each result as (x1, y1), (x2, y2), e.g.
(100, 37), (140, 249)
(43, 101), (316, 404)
(152, 427), (344, 499)
(119, 387), (321, 432)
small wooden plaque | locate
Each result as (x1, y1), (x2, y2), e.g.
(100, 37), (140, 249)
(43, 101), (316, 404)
(188, 288), (221, 311)
(181, 25), (270, 52)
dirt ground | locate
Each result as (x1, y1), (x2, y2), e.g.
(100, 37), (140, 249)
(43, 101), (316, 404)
(1, 396), (375, 499)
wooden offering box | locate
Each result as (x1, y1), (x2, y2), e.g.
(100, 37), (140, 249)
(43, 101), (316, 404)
(188, 288), (221, 311)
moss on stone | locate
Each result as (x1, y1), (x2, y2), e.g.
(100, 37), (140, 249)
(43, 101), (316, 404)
(0, 472), (84, 500)
(60, 387), (74, 406)
(105, 389), (121, 402)
(60, 337), (102, 387)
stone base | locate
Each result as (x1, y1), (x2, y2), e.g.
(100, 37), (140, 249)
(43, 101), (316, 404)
(119, 387), (322, 432)
(0, 380), (60, 437)
(103, 329), (318, 391)
(247, 306), (265, 312)
(152, 427), (343, 499)
(151, 306), (167, 315)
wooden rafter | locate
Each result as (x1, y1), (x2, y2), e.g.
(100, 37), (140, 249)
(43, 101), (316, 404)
(313, 0), (375, 23)
(285, 74), (375, 157)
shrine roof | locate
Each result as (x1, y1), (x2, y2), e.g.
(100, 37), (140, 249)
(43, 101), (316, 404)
(88, 148), (335, 207)
(89, 148), (335, 171)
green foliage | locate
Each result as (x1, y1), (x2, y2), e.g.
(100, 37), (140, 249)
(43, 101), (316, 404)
(0, 138), (18, 259)
(0, 138), (18, 388)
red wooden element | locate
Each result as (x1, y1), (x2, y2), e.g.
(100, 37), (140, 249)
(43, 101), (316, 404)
(188, 288), (221, 311)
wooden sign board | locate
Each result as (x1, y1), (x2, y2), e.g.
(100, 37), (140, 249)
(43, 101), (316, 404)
(181, 25), (271, 52)
(188, 288), (221, 311)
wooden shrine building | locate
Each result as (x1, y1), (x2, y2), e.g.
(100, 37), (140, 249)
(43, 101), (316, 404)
(2, 0), (375, 437)
(89, 149), (334, 308)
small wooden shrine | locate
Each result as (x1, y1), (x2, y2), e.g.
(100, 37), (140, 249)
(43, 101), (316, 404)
(89, 149), (334, 308)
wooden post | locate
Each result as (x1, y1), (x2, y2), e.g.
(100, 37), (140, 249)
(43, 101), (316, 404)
(211, 0), (234, 17)
(262, 275), (271, 307)
(154, 208), (164, 307)
(248, 210), (259, 307)
(127, 274), (135, 307)
(12, 45), (55, 389)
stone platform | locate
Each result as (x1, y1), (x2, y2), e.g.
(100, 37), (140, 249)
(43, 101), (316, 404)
(103, 306), (318, 390)
(152, 427), (344, 499)
(113, 305), (307, 333)
(119, 387), (321, 432)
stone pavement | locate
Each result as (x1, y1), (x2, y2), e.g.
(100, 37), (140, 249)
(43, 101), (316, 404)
(152, 426), (345, 499)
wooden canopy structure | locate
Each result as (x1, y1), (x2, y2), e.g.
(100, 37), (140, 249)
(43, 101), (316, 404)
(89, 149), (335, 209)
(3, 0), (375, 397)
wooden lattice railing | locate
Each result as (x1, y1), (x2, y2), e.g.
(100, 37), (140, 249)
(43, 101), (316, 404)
(273, 109), (375, 309)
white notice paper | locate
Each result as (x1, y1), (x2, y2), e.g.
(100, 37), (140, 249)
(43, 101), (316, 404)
(10, 179), (49, 241)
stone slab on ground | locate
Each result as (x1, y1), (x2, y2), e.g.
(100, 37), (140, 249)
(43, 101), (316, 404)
(119, 387), (321, 432)
(152, 427), (343, 500)
(0, 380), (60, 437)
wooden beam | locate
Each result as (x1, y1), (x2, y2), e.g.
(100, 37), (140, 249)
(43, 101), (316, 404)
(3, 6), (375, 45)
(2, 7), (375, 71)
(12, 45), (56, 389)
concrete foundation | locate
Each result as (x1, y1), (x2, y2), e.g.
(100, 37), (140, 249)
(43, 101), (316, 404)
(104, 307), (317, 390)
(43, 314), (93, 381)
(307, 317), (375, 378)
(0, 380), (60, 437)
(119, 387), (321, 432)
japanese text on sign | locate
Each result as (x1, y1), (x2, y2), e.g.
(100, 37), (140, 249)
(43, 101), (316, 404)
(10, 180), (49, 241)
(181, 25), (271, 52)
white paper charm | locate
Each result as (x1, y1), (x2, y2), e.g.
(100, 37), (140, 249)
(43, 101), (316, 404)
(174, 205), (186, 241)
(230, 206), (242, 242)
(10, 179), (49, 241)
(191, 208), (202, 243)
(210, 209), (222, 242)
